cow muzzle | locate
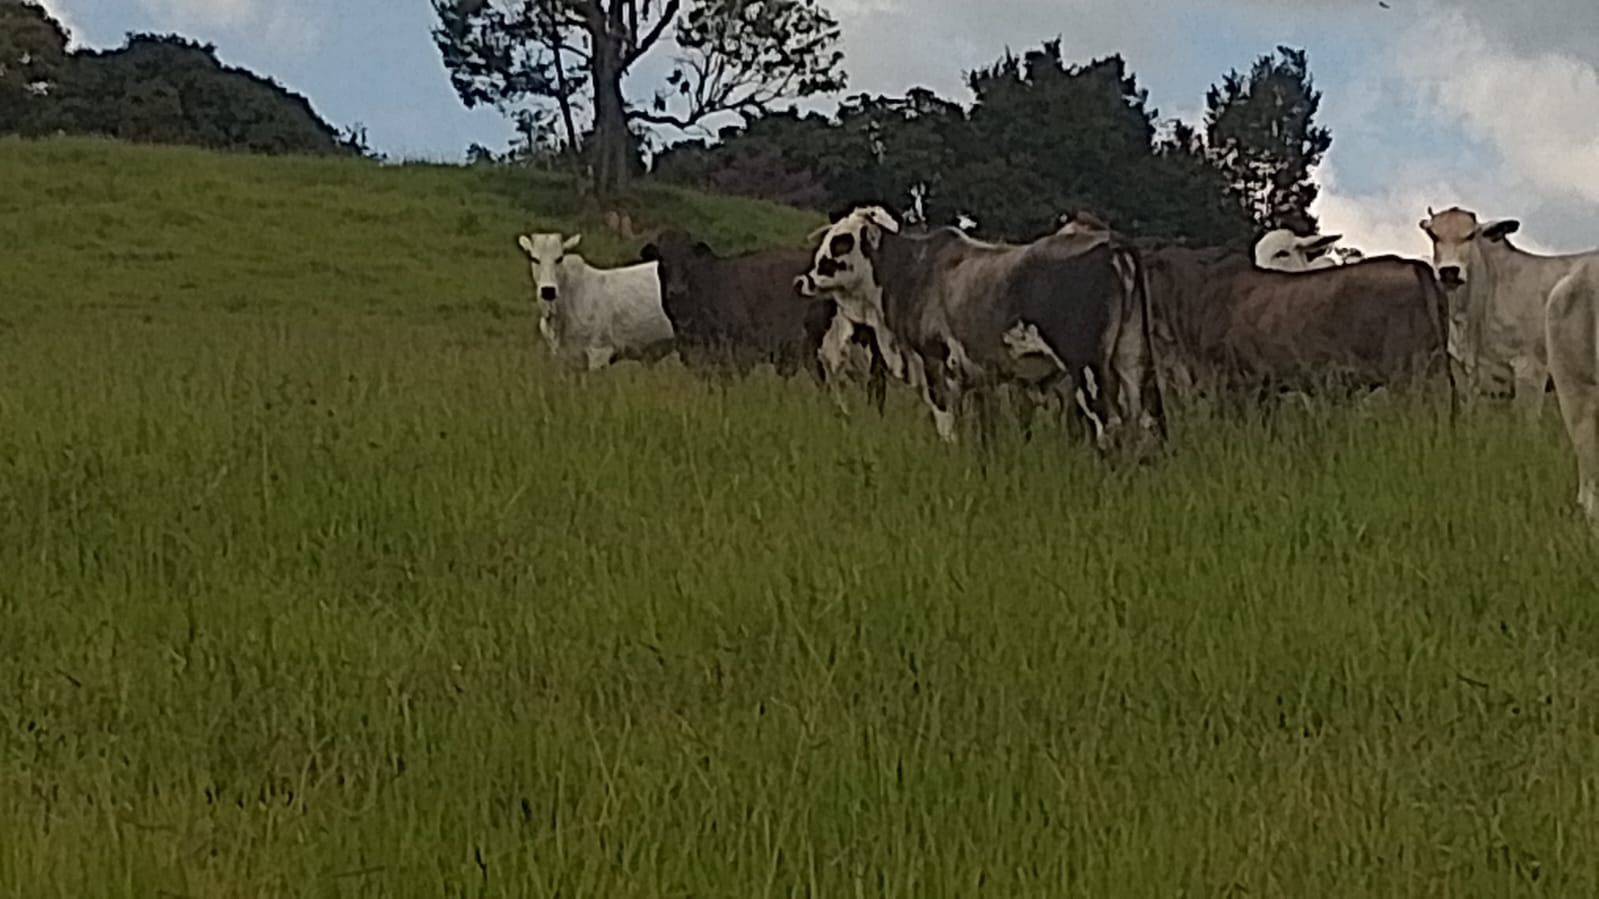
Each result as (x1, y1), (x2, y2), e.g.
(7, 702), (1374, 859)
(540, 286), (558, 301)
(1437, 266), (1464, 289)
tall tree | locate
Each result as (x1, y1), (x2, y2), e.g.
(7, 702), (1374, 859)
(431, 0), (847, 197)
(1204, 46), (1332, 234)
(959, 44), (1164, 240)
(0, 0), (70, 135)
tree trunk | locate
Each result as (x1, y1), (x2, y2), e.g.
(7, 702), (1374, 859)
(547, 27), (580, 165)
(590, 36), (631, 198)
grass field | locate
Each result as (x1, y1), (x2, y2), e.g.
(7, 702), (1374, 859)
(3, 137), (1599, 897)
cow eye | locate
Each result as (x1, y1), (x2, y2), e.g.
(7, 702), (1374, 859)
(829, 232), (856, 258)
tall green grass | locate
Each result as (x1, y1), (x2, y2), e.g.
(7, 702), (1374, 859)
(2, 138), (1597, 897)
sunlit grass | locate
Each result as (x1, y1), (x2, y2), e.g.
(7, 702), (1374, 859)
(2, 137), (1597, 897)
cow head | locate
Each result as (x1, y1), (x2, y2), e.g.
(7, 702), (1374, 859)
(517, 232), (582, 303)
(794, 205), (900, 300)
(639, 230), (713, 310)
(1418, 206), (1520, 289)
(1253, 228), (1344, 272)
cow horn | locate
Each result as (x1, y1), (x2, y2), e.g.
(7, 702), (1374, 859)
(866, 207), (901, 234)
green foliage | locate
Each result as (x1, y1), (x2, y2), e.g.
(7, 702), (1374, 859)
(38, 33), (352, 155)
(431, 0), (847, 194)
(4, 136), (1599, 897)
(658, 0), (847, 127)
(1, 6), (354, 157)
(1205, 45), (1334, 234)
(651, 107), (836, 208)
(0, 0), (69, 135)
(655, 39), (1274, 247)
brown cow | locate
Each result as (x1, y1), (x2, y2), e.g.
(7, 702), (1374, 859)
(1057, 212), (1451, 405)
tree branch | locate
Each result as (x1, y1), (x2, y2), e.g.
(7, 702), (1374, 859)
(625, 0), (678, 68)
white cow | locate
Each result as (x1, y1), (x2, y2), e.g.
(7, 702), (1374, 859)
(1253, 228), (1345, 272)
(1420, 205), (1599, 531)
(516, 231), (674, 370)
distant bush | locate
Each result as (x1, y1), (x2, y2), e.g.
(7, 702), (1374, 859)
(2, 2), (359, 157)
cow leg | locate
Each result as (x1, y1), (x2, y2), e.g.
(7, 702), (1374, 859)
(584, 346), (616, 370)
(1109, 328), (1167, 459)
(920, 344), (962, 445)
(1547, 272), (1599, 532)
(866, 340), (889, 416)
(971, 387), (1000, 450)
(1070, 365), (1111, 449)
(1014, 384), (1041, 442)
(818, 309), (860, 416)
(1511, 355), (1550, 424)
(862, 306), (907, 382)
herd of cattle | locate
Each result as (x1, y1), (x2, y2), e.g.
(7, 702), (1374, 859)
(516, 203), (1599, 533)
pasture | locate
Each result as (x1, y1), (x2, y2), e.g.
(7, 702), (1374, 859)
(3, 137), (1599, 896)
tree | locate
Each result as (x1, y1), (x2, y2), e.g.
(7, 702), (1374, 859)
(819, 88), (969, 226)
(0, 0), (70, 136)
(1204, 46), (1332, 234)
(433, 0), (587, 162)
(431, 0), (847, 196)
(958, 44), (1172, 240)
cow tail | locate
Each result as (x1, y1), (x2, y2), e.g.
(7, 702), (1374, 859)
(1119, 244), (1168, 442)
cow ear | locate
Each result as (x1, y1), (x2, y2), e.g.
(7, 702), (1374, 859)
(639, 242), (659, 262)
(563, 234), (582, 251)
(694, 240), (714, 257)
(517, 235), (534, 255)
(1482, 219), (1520, 241)
(1417, 219), (1431, 234)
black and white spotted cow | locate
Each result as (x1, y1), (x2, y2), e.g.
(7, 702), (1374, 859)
(795, 205), (1167, 457)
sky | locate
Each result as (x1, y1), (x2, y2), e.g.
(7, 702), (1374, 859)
(35, 0), (1599, 258)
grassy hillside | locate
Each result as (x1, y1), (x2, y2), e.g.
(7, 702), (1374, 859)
(0, 137), (821, 319)
(3, 137), (1599, 897)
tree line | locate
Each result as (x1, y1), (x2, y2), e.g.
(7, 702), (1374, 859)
(4, 0), (1335, 249)
(432, 3), (1332, 247)
(1, 1), (367, 156)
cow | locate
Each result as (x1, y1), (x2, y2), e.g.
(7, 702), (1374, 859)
(1418, 206), (1599, 530)
(1417, 206), (1591, 418)
(1057, 211), (1449, 406)
(1254, 228), (1346, 272)
(516, 231), (674, 371)
(637, 230), (890, 409)
(795, 205), (1167, 458)
(1547, 259), (1599, 533)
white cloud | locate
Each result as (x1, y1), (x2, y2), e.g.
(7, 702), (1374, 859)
(133, 0), (325, 55)
(1310, 158), (1556, 259)
(36, 0), (79, 47)
(137, 0), (259, 30)
(1406, 6), (1599, 205)
(1308, 0), (1599, 256)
